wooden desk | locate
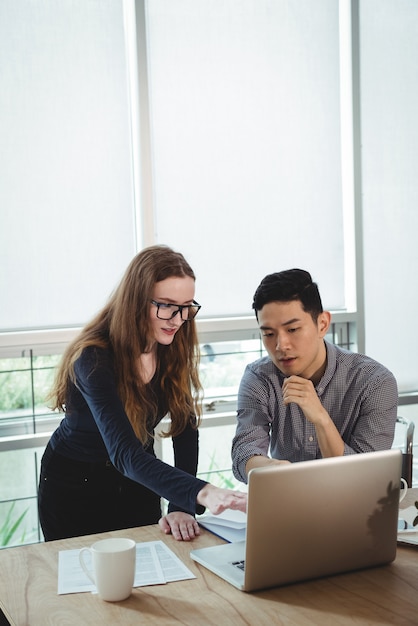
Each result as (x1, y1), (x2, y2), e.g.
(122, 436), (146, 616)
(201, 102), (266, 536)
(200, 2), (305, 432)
(1, 491), (417, 626)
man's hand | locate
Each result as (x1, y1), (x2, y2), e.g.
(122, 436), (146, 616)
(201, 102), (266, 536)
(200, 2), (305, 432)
(158, 511), (201, 541)
(282, 375), (328, 425)
(282, 375), (344, 457)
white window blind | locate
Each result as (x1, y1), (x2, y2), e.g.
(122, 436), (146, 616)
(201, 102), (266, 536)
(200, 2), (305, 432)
(145, 0), (347, 316)
(360, 0), (418, 392)
(0, 0), (136, 331)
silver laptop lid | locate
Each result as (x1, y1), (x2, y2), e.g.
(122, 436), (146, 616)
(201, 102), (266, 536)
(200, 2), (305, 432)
(190, 449), (402, 592)
(243, 449), (402, 591)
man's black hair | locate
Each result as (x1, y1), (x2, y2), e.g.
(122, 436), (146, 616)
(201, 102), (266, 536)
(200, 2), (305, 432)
(252, 269), (323, 321)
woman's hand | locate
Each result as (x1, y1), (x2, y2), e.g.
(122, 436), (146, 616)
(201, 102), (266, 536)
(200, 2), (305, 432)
(197, 484), (247, 515)
(158, 511), (201, 541)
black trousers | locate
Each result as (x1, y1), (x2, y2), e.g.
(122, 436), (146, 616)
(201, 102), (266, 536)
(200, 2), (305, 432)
(38, 443), (161, 541)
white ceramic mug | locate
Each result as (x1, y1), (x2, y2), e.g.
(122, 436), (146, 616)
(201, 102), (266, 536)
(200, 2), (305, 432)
(399, 477), (408, 503)
(79, 537), (136, 602)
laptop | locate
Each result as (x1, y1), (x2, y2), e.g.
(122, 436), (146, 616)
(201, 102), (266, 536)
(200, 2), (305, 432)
(190, 449), (402, 592)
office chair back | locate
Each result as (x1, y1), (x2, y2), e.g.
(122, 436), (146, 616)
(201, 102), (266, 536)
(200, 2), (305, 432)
(395, 416), (415, 487)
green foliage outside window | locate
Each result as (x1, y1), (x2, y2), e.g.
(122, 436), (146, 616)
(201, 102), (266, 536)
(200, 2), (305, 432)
(0, 355), (60, 412)
(0, 503), (28, 547)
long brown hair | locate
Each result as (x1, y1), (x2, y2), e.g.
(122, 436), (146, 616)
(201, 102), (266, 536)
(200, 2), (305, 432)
(49, 245), (202, 443)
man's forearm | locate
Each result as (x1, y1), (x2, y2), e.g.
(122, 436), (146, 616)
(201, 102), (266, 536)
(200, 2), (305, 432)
(245, 455), (290, 477)
(314, 414), (345, 458)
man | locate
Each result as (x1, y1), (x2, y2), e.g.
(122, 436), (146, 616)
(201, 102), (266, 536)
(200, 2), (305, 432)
(231, 269), (398, 483)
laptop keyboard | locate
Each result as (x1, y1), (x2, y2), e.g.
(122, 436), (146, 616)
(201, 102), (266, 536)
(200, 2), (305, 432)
(232, 560), (245, 571)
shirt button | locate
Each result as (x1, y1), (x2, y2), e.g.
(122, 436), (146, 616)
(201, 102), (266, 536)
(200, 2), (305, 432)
(308, 436), (314, 442)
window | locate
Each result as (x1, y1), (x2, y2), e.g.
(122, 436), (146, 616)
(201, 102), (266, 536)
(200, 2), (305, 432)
(0, 0), (137, 331)
(145, 0), (350, 316)
(359, 0), (418, 393)
(2, 1), (418, 547)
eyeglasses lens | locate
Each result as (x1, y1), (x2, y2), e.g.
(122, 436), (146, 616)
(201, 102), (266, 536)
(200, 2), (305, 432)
(156, 304), (200, 321)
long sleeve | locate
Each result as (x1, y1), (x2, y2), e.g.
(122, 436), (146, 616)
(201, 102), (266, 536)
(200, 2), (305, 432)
(167, 421), (202, 514)
(60, 346), (207, 515)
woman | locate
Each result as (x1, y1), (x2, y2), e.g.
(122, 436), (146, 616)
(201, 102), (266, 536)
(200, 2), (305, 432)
(38, 245), (246, 541)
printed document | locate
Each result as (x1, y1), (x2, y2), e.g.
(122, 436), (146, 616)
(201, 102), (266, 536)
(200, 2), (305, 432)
(58, 540), (195, 595)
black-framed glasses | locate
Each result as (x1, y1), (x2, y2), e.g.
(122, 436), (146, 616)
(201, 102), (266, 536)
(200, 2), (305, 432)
(150, 299), (201, 321)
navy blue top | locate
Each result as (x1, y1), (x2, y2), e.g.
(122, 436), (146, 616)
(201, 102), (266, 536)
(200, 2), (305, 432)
(49, 346), (207, 515)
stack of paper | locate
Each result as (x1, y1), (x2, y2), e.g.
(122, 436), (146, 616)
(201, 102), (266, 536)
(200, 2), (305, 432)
(397, 505), (418, 546)
(197, 509), (247, 543)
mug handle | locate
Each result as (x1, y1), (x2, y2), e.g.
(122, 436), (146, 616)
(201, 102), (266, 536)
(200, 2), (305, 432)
(399, 477), (408, 503)
(79, 548), (95, 585)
